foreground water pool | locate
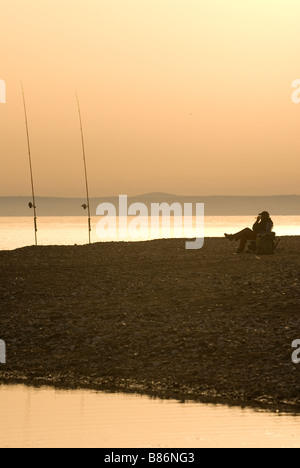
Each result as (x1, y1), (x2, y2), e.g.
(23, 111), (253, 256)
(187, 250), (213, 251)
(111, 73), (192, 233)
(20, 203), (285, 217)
(0, 385), (299, 448)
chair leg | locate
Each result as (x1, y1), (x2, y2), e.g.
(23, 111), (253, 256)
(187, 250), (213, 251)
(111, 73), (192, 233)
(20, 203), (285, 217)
(274, 239), (281, 253)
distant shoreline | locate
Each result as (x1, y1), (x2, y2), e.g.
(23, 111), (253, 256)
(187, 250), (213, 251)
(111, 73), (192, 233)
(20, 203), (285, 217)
(1, 194), (300, 216)
(0, 238), (299, 413)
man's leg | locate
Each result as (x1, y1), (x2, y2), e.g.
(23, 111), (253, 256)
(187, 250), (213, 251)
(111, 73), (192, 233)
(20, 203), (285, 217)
(233, 228), (256, 253)
(232, 228), (254, 240)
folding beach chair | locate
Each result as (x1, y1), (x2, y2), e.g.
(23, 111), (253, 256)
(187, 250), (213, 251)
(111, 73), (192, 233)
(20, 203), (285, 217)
(247, 232), (280, 255)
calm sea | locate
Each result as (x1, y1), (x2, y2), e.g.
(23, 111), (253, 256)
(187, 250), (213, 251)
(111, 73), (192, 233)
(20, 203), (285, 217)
(0, 215), (299, 250)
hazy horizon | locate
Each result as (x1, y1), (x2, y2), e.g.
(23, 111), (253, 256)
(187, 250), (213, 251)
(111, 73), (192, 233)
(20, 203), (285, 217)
(1, 193), (300, 217)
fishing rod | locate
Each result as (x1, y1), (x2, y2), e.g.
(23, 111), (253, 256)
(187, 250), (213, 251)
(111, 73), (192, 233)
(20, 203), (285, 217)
(21, 83), (38, 246)
(76, 92), (91, 244)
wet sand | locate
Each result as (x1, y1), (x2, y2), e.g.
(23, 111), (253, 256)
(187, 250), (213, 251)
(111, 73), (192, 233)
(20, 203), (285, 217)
(0, 237), (299, 412)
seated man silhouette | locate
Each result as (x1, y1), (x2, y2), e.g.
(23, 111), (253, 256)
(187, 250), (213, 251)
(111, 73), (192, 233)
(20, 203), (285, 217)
(224, 211), (274, 254)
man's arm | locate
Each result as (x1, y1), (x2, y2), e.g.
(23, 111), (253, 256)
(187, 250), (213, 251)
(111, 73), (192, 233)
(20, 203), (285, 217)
(252, 216), (261, 233)
(265, 220), (273, 232)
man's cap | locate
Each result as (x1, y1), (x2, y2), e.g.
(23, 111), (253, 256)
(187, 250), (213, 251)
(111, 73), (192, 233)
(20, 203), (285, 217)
(259, 211), (270, 217)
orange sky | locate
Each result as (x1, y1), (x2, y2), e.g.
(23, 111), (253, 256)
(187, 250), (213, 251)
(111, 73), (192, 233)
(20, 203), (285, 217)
(0, 0), (300, 197)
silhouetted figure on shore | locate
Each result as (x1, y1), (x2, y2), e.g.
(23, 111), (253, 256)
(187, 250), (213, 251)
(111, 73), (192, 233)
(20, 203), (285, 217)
(224, 211), (274, 254)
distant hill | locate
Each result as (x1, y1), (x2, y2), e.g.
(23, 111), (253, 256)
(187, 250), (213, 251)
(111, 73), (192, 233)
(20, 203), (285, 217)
(0, 194), (299, 216)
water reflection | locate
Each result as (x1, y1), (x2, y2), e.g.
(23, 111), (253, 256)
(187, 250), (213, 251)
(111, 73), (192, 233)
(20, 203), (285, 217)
(0, 216), (300, 250)
(0, 385), (299, 448)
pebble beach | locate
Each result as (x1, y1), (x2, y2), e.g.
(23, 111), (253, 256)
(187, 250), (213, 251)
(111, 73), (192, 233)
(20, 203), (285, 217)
(0, 237), (299, 412)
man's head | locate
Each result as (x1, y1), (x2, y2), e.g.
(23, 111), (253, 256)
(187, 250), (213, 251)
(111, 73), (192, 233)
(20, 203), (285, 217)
(259, 211), (270, 220)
